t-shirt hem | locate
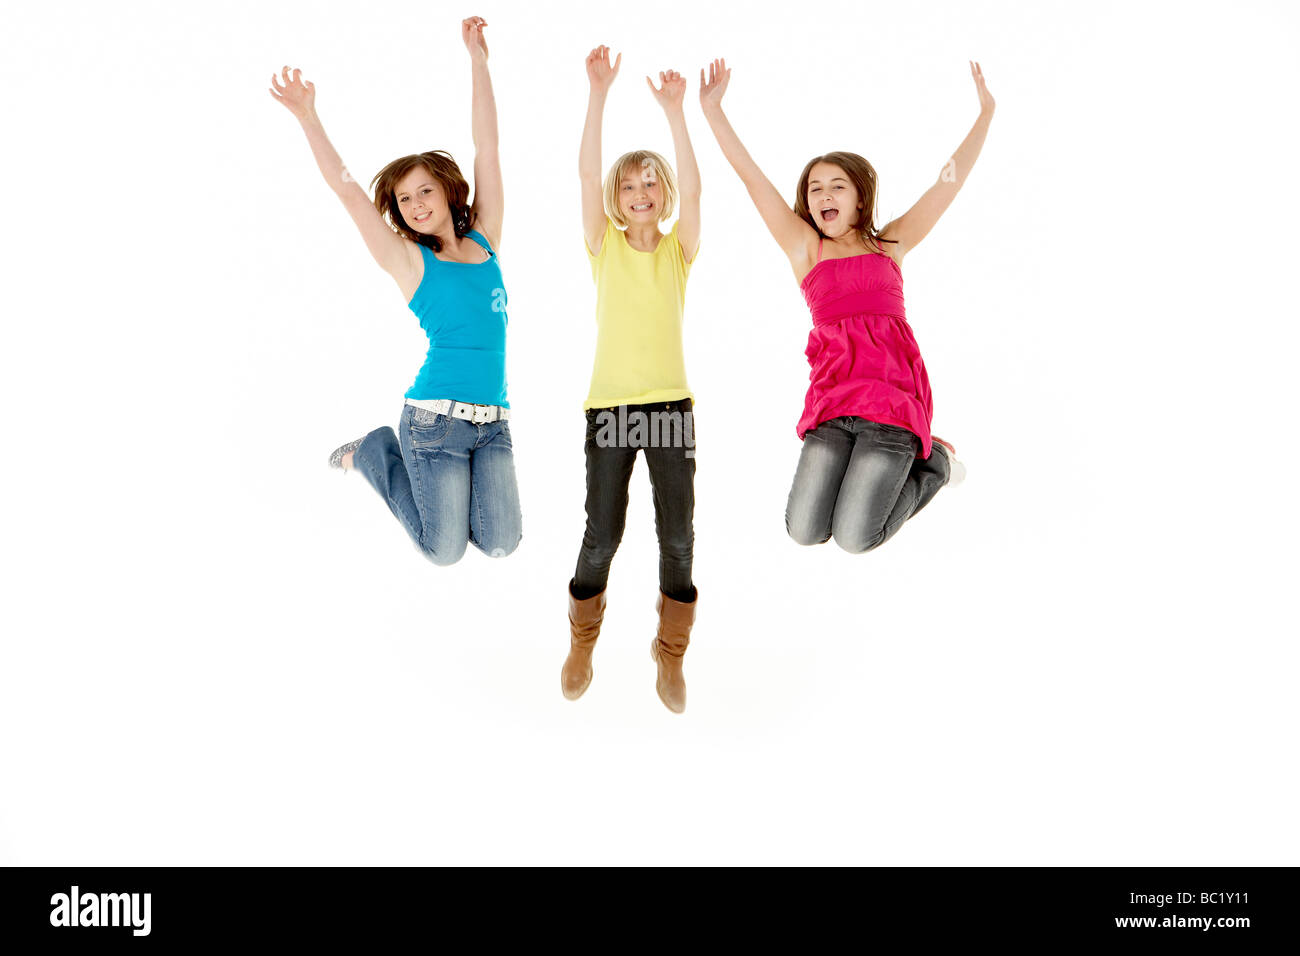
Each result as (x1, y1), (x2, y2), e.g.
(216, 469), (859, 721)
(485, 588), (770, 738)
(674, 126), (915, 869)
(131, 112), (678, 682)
(583, 388), (694, 410)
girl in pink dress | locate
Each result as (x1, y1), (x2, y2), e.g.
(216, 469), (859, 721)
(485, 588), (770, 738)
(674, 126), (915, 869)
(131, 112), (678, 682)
(700, 59), (995, 552)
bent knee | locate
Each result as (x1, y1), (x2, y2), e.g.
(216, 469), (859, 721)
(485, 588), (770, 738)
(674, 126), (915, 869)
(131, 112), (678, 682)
(480, 533), (521, 558)
(786, 516), (831, 547)
(417, 537), (468, 567)
(832, 528), (886, 555)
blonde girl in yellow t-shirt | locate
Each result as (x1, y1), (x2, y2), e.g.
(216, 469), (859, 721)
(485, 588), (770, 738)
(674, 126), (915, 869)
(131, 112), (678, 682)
(561, 45), (702, 714)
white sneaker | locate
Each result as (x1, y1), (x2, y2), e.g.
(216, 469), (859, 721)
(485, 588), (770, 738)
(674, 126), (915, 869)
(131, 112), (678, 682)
(933, 437), (966, 487)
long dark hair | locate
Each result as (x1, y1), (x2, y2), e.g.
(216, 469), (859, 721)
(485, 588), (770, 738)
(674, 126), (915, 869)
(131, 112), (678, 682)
(371, 150), (475, 253)
(793, 151), (896, 251)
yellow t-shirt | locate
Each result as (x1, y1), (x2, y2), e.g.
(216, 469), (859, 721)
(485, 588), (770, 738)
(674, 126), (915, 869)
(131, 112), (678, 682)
(583, 217), (695, 409)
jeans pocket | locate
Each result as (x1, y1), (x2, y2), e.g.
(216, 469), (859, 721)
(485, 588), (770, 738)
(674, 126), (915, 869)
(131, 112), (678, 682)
(409, 407), (453, 447)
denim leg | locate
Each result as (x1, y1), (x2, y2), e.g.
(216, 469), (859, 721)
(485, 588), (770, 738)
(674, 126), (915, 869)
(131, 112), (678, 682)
(786, 419), (854, 546)
(352, 424), (426, 548)
(830, 422), (922, 554)
(351, 408), (473, 566)
(468, 421), (523, 558)
(906, 443), (952, 520)
(864, 437), (953, 550)
(573, 413), (637, 598)
(398, 410), (472, 566)
(643, 425), (696, 602)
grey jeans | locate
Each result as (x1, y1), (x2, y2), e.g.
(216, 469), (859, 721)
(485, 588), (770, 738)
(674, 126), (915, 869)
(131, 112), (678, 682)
(785, 417), (951, 553)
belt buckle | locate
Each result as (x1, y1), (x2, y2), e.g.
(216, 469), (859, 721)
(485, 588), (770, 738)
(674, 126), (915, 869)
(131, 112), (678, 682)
(471, 404), (492, 424)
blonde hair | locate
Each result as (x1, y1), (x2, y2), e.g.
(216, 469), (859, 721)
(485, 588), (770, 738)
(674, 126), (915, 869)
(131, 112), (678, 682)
(603, 150), (678, 228)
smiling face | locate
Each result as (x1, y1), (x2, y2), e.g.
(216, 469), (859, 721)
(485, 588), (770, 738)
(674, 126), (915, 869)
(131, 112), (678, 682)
(393, 166), (450, 235)
(619, 160), (662, 224)
(805, 162), (863, 238)
(604, 150), (678, 228)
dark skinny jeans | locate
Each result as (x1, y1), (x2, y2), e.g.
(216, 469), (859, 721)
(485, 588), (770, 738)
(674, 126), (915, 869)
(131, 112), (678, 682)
(572, 399), (696, 603)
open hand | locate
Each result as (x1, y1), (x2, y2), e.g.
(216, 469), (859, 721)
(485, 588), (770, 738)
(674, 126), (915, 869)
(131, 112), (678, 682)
(586, 45), (621, 92)
(462, 16), (489, 60)
(268, 66), (315, 120)
(970, 60), (994, 114)
(646, 69), (687, 112)
(700, 58), (731, 110)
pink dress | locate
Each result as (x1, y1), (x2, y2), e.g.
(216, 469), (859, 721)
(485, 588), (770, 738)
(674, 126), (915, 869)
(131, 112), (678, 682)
(797, 238), (933, 459)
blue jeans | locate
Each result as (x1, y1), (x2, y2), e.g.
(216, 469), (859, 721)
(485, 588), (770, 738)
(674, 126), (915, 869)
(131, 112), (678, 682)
(785, 417), (950, 554)
(352, 405), (522, 566)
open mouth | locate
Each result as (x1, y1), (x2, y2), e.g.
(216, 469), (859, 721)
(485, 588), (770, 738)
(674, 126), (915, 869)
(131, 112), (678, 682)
(631, 202), (654, 213)
(820, 208), (839, 222)
(414, 211), (431, 223)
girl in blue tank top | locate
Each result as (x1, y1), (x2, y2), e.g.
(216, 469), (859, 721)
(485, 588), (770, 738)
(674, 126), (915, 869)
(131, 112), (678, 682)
(270, 16), (521, 566)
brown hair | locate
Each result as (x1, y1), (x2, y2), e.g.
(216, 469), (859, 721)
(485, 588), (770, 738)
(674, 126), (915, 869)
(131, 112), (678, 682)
(793, 151), (896, 251)
(370, 150), (475, 253)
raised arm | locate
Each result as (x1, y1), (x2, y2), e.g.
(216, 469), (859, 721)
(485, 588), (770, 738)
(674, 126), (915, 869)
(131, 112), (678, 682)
(581, 46), (620, 256)
(463, 17), (503, 250)
(647, 70), (700, 263)
(699, 58), (818, 271)
(882, 61), (996, 257)
(268, 66), (416, 289)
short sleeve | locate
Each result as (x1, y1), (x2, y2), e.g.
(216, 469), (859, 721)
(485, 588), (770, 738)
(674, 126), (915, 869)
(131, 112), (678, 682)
(585, 218), (612, 281)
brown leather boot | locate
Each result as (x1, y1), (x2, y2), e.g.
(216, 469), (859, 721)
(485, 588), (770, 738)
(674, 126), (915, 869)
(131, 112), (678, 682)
(650, 589), (697, 714)
(562, 581), (606, 700)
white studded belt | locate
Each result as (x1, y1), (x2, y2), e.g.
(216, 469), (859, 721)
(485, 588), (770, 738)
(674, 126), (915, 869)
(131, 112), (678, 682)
(406, 398), (510, 424)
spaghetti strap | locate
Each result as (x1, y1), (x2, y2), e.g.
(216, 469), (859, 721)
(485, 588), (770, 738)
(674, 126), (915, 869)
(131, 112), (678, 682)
(816, 236), (824, 263)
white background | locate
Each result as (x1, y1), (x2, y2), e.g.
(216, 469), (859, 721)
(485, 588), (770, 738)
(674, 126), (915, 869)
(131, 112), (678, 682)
(1, 0), (1296, 865)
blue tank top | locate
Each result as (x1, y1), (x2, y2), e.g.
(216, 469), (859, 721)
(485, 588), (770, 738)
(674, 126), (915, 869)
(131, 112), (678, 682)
(404, 230), (509, 407)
